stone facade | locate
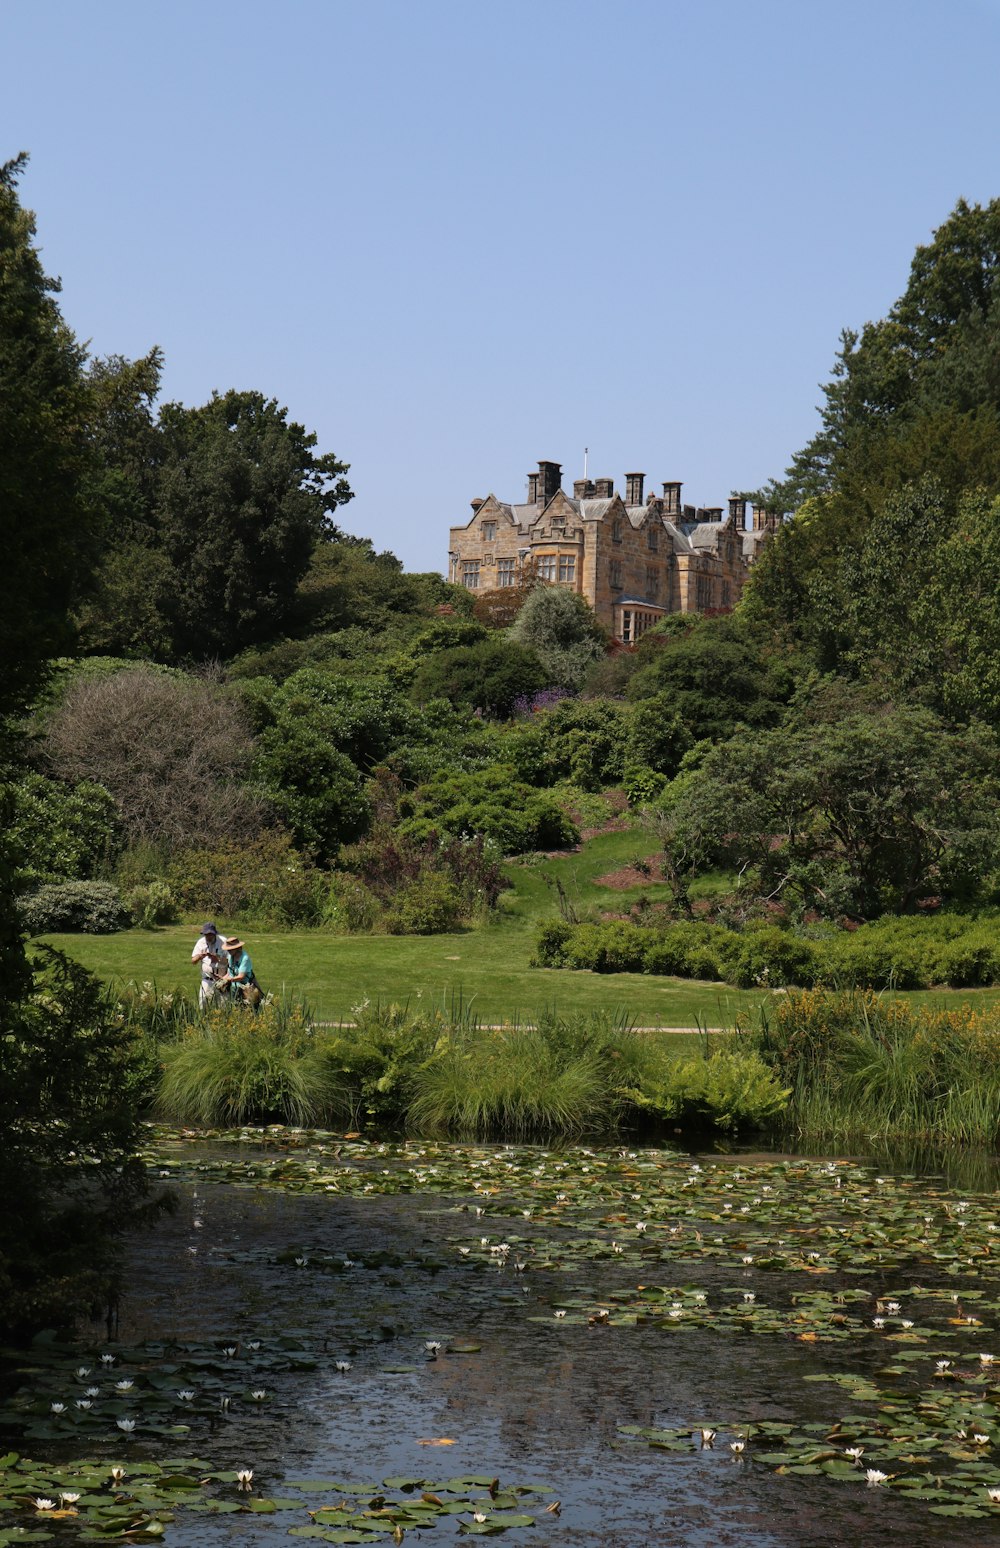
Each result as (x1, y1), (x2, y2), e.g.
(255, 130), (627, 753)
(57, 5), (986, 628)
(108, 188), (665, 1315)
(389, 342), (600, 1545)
(448, 460), (775, 642)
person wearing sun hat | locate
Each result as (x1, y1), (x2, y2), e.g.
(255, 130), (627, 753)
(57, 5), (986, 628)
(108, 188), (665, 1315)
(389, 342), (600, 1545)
(191, 921), (226, 1008)
(221, 934), (262, 1009)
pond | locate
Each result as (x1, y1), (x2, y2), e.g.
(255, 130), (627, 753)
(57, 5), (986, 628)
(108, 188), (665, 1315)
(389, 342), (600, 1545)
(5, 1133), (1000, 1545)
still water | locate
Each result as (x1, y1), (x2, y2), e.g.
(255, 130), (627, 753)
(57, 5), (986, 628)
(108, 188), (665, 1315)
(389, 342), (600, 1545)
(7, 1136), (1000, 1546)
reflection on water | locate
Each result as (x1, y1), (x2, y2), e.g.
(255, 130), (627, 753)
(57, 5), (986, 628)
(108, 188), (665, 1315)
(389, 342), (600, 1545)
(8, 1138), (1000, 1546)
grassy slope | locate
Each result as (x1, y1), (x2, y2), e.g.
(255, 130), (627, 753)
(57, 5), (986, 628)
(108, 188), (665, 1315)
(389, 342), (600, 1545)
(42, 825), (1000, 1025)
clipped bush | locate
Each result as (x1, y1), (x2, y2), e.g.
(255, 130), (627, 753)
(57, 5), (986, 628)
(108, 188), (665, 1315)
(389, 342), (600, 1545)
(22, 880), (131, 935)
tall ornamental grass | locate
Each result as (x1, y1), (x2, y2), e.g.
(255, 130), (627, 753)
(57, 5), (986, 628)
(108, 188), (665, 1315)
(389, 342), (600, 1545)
(157, 996), (342, 1128)
(748, 988), (1000, 1146)
(151, 993), (788, 1139)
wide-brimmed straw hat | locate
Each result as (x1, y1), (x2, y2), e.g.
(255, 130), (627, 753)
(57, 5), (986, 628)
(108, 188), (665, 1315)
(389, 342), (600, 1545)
(224, 936), (244, 951)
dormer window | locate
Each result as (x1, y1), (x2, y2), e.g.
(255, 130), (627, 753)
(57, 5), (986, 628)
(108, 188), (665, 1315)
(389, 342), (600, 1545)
(482, 521), (496, 541)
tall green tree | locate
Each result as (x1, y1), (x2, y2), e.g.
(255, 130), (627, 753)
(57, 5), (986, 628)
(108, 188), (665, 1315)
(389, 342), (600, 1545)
(0, 154), (95, 722)
(155, 389), (353, 659)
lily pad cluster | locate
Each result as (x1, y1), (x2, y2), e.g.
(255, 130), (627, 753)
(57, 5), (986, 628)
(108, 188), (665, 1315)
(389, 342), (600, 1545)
(0, 1454), (551, 1542)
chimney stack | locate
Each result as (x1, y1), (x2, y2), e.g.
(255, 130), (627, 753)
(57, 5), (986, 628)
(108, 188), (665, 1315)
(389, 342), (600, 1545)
(593, 477), (614, 497)
(573, 478), (595, 499)
(661, 481), (682, 516)
(625, 471), (645, 506)
(728, 497), (747, 529)
(537, 460), (562, 505)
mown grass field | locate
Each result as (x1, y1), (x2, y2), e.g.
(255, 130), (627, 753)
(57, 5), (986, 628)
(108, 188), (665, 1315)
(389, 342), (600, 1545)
(41, 825), (1000, 1026)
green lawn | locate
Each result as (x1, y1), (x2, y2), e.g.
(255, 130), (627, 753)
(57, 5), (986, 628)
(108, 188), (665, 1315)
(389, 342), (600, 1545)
(40, 824), (1000, 1026)
(40, 830), (759, 1026)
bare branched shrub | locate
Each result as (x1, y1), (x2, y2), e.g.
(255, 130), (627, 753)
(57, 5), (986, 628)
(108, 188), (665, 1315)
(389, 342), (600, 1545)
(45, 666), (269, 847)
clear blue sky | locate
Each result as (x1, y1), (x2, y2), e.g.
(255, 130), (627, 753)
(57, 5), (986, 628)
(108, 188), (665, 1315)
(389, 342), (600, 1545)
(6, 0), (1000, 570)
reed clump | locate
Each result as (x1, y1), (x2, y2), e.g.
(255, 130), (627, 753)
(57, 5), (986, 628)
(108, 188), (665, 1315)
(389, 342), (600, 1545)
(747, 988), (1000, 1146)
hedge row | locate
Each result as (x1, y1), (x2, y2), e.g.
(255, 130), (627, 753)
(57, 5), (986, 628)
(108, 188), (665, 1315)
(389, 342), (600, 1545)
(533, 915), (1000, 990)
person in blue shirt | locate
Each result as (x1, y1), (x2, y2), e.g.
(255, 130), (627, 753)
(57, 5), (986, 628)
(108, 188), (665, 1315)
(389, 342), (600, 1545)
(221, 936), (262, 1009)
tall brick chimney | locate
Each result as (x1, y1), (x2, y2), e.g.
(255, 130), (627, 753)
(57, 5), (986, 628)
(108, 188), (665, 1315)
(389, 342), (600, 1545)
(593, 477), (614, 497)
(625, 472), (645, 506)
(661, 481), (682, 516)
(537, 460), (562, 505)
(527, 471), (539, 503)
(728, 497), (747, 529)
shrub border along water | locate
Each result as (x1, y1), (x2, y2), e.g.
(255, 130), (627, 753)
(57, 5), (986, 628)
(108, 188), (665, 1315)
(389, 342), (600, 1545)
(533, 913), (1000, 990)
(136, 988), (787, 1139)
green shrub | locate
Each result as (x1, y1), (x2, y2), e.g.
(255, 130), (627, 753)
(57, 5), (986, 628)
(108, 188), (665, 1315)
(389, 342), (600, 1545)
(323, 872), (381, 933)
(531, 918), (574, 966)
(382, 874), (463, 934)
(169, 829), (324, 926)
(621, 762), (668, 807)
(22, 879), (131, 934)
(314, 1003), (444, 1129)
(620, 1047), (791, 1133)
(126, 879), (179, 929)
(728, 927), (819, 988)
(400, 765), (579, 854)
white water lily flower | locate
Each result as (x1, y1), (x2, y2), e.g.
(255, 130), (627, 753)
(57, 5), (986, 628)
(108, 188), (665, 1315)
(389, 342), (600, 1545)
(114, 1380), (134, 1392)
(177, 1390), (195, 1402)
(742, 1255), (754, 1265)
(75, 1366), (91, 1378)
(59, 1492), (80, 1505)
(988, 1486), (1000, 1502)
(110, 1466), (126, 1483)
(554, 1310), (567, 1319)
(872, 1317), (885, 1329)
(76, 1399), (92, 1410)
(473, 1513), (487, 1524)
(743, 1292), (756, 1304)
(101, 1354), (116, 1366)
(250, 1389), (267, 1401)
(458, 1247), (471, 1257)
(34, 1498), (56, 1511)
(973, 1433), (991, 1445)
(700, 1428), (716, 1444)
(635, 1222), (647, 1234)
(236, 1468), (253, 1490)
(935, 1360), (952, 1372)
(247, 1340), (261, 1351)
(335, 1360), (352, 1372)
(50, 1402), (66, 1414)
(900, 1319), (914, 1329)
(694, 1292), (707, 1303)
(294, 1257), (307, 1268)
(425, 1342), (442, 1354)
(220, 1396), (231, 1410)
(844, 1447), (864, 1462)
(886, 1301), (901, 1314)
(865, 1469), (888, 1486)
(224, 1346), (237, 1358)
(116, 1418), (136, 1433)
(730, 1440), (746, 1454)
(982, 1353), (997, 1366)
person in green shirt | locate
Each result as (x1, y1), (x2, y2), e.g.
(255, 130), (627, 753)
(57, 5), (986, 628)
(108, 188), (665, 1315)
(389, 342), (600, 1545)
(222, 936), (262, 1009)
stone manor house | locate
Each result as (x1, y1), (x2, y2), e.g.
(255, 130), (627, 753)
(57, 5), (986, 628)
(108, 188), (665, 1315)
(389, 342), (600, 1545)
(448, 459), (776, 643)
